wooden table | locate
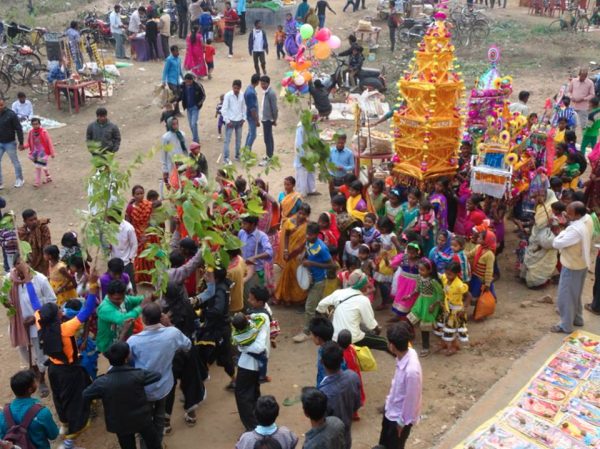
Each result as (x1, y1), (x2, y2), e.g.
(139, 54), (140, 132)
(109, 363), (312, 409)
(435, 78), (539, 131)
(354, 27), (382, 44)
(353, 148), (394, 177)
(54, 79), (103, 114)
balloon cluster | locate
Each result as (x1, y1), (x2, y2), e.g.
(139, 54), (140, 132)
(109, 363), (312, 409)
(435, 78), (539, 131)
(281, 24), (342, 95)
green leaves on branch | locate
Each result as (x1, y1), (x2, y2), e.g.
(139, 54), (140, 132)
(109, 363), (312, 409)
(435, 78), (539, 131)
(297, 109), (335, 183)
(0, 277), (16, 317)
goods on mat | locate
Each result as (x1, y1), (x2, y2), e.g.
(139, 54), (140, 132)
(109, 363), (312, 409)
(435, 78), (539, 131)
(393, 12), (464, 182)
(457, 331), (600, 449)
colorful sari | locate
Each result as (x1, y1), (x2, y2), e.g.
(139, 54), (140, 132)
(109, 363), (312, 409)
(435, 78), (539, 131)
(319, 212), (340, 249)
(184, 33), (208, 77)
(127, 199), (155, 285)
(279, 191), (302, 221)
(49, 261), (77, 306)
(453, 182), (471, 236)
(551, 154), (567, 177)
(284, 17), (299, 56)
(274, 218), (308, 304)
(258, 197), (280, 295)
(428, 230), (453, 273)
(399, 202), (419, 233)
(430, 192), (448, 232)
(585, 144), (600, 215)
(347, 194), (368, 223)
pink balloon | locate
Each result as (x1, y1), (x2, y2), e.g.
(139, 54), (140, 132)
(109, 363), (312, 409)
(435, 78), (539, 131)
(315, 28), (331, 42)
(328, 35), (341, 50)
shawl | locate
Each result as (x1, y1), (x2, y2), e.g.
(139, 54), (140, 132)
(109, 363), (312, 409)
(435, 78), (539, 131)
(27, 127), (55, 157)
(8, 269), (34, 349)
(167, 117), (188, 155)
(280, 191), (302, 220)
(347, 194), (368, 222)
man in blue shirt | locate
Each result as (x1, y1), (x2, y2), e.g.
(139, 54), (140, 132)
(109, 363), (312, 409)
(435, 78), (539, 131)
(237, 0), (247, 34)
(0, 370), (59, 449)
(244, 74), (260, 150)
(328, 133), (354, 197)
(293, 222), (334, 343)
(128, 303), (191, 443)
(238, 215), (273, 300)
(162, 45), (184, 114)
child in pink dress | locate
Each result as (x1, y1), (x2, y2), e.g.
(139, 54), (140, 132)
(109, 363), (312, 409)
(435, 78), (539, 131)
(24, 117), (55, 187)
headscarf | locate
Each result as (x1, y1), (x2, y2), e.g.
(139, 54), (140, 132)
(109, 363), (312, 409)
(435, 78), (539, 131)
(430, 230), (453, 272)
(406, 241), (422, 255)
(473, 229), (497, 271)
(345, 269), (368, 290)
(166, 117), (188, 156)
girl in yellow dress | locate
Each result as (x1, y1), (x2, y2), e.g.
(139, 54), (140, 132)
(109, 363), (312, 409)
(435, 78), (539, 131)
(440, 261), (471, 356)
(43, 244), (77, 305)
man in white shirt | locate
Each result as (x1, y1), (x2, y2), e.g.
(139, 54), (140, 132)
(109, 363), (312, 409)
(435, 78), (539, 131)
(111, 218), (138, 292)
(221, 79), (246, 164)
(248, 20), (268, 76)
(234, 309), (270, 431)
(128, 6), (146, 34)
(110, 4), (128, 59)
(316, 269), (387, 351)
(11, 92), (33, 122)
(10, 257), (56, 398)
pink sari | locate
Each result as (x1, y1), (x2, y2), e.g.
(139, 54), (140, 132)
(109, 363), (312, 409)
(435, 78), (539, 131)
(184, 34), (207, 77)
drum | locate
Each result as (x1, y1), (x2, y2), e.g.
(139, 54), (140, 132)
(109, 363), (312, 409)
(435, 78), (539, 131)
(296, 265), (312, 290)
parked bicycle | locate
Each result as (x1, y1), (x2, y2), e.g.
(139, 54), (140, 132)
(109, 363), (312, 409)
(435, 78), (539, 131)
(547, 3), (590, 32)
(0, 45), (48, 95)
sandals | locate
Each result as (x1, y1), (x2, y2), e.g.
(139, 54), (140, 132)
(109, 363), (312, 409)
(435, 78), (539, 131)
(419, 349), (430, 358)
(184, 412), (197, 427)
(550, 325), (567, 333)
(585, 304), (600, 316)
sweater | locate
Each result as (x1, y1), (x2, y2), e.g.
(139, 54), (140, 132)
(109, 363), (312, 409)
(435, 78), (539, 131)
(467, 246), (494, 286)
(95, 295), (144, 352)
(86, 120), (121, 152)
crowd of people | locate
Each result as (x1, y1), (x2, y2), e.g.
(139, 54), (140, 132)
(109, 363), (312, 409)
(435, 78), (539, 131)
(1, 0), (600, 449)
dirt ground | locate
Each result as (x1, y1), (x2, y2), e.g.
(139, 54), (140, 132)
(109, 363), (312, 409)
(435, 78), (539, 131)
(1, 2), (600, 448)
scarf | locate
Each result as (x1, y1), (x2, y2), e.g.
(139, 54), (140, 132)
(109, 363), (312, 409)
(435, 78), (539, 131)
(345, 269), (368, 290)
(167, 117), (188, 155)
(8, 270), (39, 349)
(27, 127), (55, 157)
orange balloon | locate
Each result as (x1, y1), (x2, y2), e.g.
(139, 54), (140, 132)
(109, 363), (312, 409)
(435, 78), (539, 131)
(302, 71), (313, 82)
(314, 41), (331, 60)
(290, 60), (312, 71)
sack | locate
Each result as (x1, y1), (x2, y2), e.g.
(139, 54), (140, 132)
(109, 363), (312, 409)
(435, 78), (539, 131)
(152, 84), (172, 108)
(473, 290), (496, 321)
(355, 345), (377, 371)
(3, 403), (44, 449)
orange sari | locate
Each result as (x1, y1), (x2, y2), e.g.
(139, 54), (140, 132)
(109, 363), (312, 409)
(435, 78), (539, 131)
(128, 199), (155, 285)
(280, 191), (302, 221)
(275, 218), (308, 304)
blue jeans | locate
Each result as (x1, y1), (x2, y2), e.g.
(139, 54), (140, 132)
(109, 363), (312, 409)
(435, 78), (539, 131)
(223, 121), (243, 160)
(187, 105), (200, 143)
(114, 32), (126, 58)
(318, 14), (326, 28)
(245, 118), (257, 149)
(0, 141), (23, 185)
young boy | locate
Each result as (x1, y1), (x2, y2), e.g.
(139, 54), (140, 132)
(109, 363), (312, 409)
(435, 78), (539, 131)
(247, 286), (280, 380)
(274, 25), (285, 60)
(301, 387), (345, 449)
(309, 316), (347, 386)
(100, 258), (133, 299)
(235, 395), (298, 449)
(0, 370), (58, 449)
(204, 38), (216, 80)
(232, 312), (269, 379)
(581, 97), (600, 154)
(83, 342), (162, 449)
(378, 322), (422, 449)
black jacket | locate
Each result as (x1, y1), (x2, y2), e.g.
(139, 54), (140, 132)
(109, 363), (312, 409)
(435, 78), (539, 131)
(198, 279), (231, 341)
(82, 366), (161, 434)
(179, 81), (206, 110)
(248, 29), (268, 54)
(0, 108), (23, 145)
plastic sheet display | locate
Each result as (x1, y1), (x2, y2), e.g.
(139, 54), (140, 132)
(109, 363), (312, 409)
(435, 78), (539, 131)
(454, 331), (600, 449)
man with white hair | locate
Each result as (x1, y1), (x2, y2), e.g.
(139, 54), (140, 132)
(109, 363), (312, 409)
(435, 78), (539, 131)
(567, 68), (595, 131)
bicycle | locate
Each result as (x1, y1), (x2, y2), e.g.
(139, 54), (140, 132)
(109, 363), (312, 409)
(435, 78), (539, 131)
(0, 69), (10, 99)
(547, 4), (590, 32)
(1, 48), (47, 95)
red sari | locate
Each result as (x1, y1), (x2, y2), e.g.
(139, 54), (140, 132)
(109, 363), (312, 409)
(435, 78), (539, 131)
(127, 199), (155, 284)
(184, 33), (207, 78)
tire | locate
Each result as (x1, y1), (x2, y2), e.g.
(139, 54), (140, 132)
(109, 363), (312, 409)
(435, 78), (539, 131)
(547, 18), (567, 31)
(398, 29), (411, 43)
(0, 71), (10, 99)
(24, 52), (42, 66)
(576, 16), (590, 32)
(472, 19), (490, 37)
(469, 21), (490, 45)
(28, 67), (49, 95)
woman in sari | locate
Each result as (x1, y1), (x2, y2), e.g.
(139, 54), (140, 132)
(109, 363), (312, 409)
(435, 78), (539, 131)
(256, 178), (280, 296)
(284, 13), (299, 56)
(184, 25), (208, 78)
(390, 241), (421, 318)
(453, 181), (472, 236)
(275, 202), (311, 304)
(520, 188), (558, 288)
(125, 185), (155, 285)
(278, 176), (303, 222)
(399, 188), (420, 233)
(551, 143), (568, 177)
(430, 179), (449, 232)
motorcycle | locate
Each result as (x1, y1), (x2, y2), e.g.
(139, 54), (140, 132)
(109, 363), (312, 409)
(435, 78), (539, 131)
(82, 9), (113, 46)
(326, 56), (386, 93)
(398, 15), (433, 43)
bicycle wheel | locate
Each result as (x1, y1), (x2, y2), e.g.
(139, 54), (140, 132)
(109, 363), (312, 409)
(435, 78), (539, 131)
(471, 19), (490, 38)
(0, 70), (10, 99)
(28, 67), (49, 95)
(576, 16), (590, 32)
(548, 18), (567, 31)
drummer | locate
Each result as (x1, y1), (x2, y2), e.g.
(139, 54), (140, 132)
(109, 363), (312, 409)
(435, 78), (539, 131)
(293, 222), (335, 343)
(239, 215), (274, 302)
